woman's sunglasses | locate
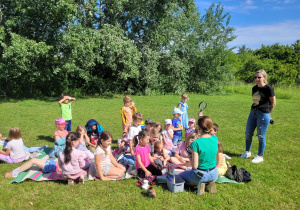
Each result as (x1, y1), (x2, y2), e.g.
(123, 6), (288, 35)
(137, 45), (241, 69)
(254, 76), (262, 79)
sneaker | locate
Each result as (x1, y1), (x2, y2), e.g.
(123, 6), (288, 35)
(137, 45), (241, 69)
(252, 156), (263, 163)
(78, 175), (85, 185)
(68, 178), (74, 186)
(240, 151), (251, 158)
(224, 154), (231, 159)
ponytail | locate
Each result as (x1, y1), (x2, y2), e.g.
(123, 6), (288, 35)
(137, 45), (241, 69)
(97, 131), (112, 156)
(64, 132), (80, 164)
(134, 130), (149, 146)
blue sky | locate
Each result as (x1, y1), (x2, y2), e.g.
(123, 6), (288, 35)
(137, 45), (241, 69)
(195, 0), (300, 51)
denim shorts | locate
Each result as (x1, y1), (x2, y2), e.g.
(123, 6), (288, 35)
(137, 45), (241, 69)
(43, 160), (57, 173)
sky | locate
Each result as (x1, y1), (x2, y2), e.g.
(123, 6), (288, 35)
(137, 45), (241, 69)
(194, 0), (300, 51)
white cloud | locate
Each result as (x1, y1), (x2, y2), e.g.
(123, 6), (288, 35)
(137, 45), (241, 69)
(228, 20), (300, 50)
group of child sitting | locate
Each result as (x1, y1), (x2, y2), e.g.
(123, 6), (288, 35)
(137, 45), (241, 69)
(0, 93), (228, 186)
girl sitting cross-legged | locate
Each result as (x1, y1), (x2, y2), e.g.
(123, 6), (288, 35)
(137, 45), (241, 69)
(94, 131), (126, 181)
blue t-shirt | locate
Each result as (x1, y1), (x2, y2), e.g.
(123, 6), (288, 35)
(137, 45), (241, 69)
(172, 118), (182, 136)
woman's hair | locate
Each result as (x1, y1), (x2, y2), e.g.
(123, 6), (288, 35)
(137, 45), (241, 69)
(75, 125), (86, 133)
(181, 93), (188, 100)
(64, 132), (80, 164)
(255, 69), (268, 84)
(133, 130), (149, 147)
(197, 116), (213, 134)
(218, 140), (223, 153)
(154, 141), (162, 151)
(184, 133), (198, 146)
(96, 131), (112, 156)
(154, 122), (162, 133)
(8, 127), (22, 140)
(212, 123), (219, 133)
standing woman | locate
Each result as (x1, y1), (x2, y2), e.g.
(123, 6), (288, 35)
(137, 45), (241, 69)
(179, 116), (218, 195)
(241, 69), (276, 163)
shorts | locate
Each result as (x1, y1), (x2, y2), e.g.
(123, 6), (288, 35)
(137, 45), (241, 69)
(96, 164), (112, 176)
(42, 160), (58, 173)
(0, 154), (27, 164)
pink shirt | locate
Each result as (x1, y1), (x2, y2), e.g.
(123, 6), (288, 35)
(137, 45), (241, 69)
(53, 130), (68, 138)
(134, 145), (151, 170)
(58, 148), (86, 175)
(174, 141), (189, 158)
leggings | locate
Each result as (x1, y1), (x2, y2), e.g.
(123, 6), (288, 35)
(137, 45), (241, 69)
(137, 164), (162, 178)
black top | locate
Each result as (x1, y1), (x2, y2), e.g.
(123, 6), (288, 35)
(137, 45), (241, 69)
(251, 84), (275, 113)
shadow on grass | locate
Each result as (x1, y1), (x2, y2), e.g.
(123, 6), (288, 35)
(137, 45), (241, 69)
(38, 135), (54, 143)
(223, 151), (241, 158)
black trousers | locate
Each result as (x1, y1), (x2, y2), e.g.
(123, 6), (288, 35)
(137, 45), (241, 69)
(137, 164), (162, 178)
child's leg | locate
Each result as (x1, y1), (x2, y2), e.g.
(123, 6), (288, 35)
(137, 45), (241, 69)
(146, 164), (162, 176)
(170, 157), (187, 170)
(5, 158), (46, 178)
(0, 154), (14, 163)
(106, 165), (126, 179)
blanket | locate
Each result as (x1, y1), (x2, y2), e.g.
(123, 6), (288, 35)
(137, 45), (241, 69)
(10, 147), (134, 184)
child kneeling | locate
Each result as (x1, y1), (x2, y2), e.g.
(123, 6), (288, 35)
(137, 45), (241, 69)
(94, 131), (126, 181)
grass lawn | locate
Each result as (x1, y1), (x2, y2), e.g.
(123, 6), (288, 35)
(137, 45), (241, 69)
(0, 93), (299, 209)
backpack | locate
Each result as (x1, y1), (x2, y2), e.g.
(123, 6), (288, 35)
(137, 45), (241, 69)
(225, 165), (251, 182)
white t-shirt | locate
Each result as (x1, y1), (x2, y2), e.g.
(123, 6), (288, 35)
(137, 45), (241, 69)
(5, 139), (26, 159)
(162, 129), (174, 141)
(128, 125), (142, 140)
(94, 145), (111, 166)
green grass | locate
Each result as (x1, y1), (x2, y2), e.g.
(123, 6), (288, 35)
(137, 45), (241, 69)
(0, 93), (300, 209)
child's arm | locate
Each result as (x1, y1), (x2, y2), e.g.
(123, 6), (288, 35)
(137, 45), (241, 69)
(177, 103), (182, 109)
(174, 152), (185, 163)
(54, 136), (60, 141)
(94, 154), (111, 181)
(162, 134), (169, 146)
(70, 96), (76, 103)
(216, 152), (224, 168)
(58, 96), (68, 106)
(167, 129), (173, 139)
(131, 101), (137, 112)
(0, 148), (10, 155)
(149, 153), (159, 169)
(129, 140), (134, 156)
(136, 154), (152, 177)
(85, 134), (96, 148)
(109, 152), (124, 169)
(172, 125), (183, 131)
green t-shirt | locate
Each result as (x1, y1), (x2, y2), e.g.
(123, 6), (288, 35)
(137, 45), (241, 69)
(61, 102), (72, 120)
(190, 135), (218, 169)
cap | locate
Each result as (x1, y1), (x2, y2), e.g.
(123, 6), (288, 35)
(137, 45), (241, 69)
(145, 118), (155, 124)
(188, 118), (196, 123)
(172, 107), (183, 115)
(165, 119), (172, 125)
(55, 118), (68, 125)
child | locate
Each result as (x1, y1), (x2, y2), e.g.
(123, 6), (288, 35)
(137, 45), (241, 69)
(85, 119), (104, 153)
(216, 140), (228, 177)
(121, 96), (137, 137)
(58, 132), (90, 185)
(75, 126), (94, 160)
(5, 158), (61, 178)
(153, 141), (171, 168)
(0, 127), (28, 163)
(185, 118), (196, 137)
(210, 123), (231, 160)
(128, 112), (143, 155)
(172, 107), (183, 146)
(161, 119), (175, 151)
(53, 118), (69, 141)
(58, 93), (76, 131)
(134, 130), (162, 178)
(144, 118), (155, 132)
(177, 93), (189, 129)
(94, 131), (126, 180)
(148, 129), (160, 154)
(170, 133), (198, 170)
(154, 122), (163, 143)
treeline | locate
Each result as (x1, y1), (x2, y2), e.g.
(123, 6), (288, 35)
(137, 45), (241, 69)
(0, 1), (299, 98)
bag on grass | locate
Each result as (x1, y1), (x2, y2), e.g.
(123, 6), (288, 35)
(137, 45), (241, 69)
(225, 165), (251, 183)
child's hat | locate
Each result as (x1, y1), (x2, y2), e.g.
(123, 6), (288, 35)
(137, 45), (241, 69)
(165, 119), (172, 125)
(172, 107), (183, 115)
(55, 118), (68, 125)
(188, 118), (196, 123)
(145, 118), (155, 124)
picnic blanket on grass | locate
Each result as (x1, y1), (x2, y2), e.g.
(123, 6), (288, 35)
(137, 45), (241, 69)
(10, 147), (134, 184)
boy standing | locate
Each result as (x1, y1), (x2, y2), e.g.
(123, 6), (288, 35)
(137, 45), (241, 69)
(121, 96), (137, 137)
(172, 107), (183, 146)
(128, 112), (143, 156)
(58, 93), (76, 131)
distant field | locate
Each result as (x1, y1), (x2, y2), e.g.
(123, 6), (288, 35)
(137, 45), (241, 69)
(0, 93), (299, 209)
